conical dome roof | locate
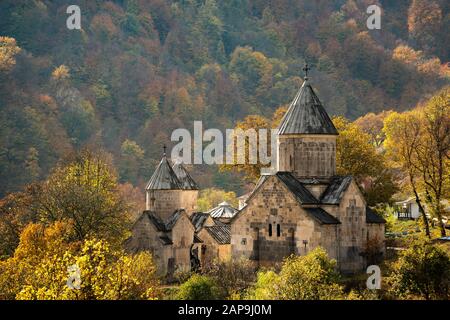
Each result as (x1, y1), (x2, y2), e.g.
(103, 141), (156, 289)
(278, 79), (338, 135)
(172, 162), (199, 190)
(207, 201), (238, 219)
(146, 155), (182, 190)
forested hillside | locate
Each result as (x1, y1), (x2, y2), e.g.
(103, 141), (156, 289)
(0, 0), (449, 196)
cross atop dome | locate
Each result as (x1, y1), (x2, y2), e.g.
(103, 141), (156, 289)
(277, 66), (338, 135)
(302, 63), (310, 80)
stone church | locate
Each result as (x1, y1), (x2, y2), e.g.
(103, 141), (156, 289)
(231, 73), (386, 273)
(125, 154), (234, 276)
(126, 71), (386, 276)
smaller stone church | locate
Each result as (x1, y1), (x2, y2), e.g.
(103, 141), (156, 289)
(126, 69), (386, 276)
(125, 155), (234, 276)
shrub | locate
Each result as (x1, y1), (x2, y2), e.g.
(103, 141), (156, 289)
(204, 257), (256, 298)
(245, 270), (279, 300)
(246, 247), (345, 300)
(176, 274), (220, 300)
(387, 240), (450, 300)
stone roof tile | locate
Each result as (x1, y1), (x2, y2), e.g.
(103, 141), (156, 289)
(190, 212), (209, 232)
(276, 172), (319, 204)
(146, 156), (182, 190)
(278, 79), (338, 135)
(303, 207), (340, 224)
(207, 201), (238, 219)
(172, 162), (199, 190)
(366, 206), (386, 224)
(320, 176), (353, 204)
(205, 225), (231, 244)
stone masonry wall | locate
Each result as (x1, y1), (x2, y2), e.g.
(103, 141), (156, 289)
(126, 212), (196, 276)
(321, 180), (368, 272)
(277, 134), (336, 179)
(171, 214), (195, 273)
(126, 215), (169, 275)
(230, 176), (337, 267)
(146, 189), (198, 219)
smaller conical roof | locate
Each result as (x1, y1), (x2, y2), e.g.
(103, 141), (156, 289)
(172, 162), (199, 190)
(207, 201), (238, 219)
(146, 155), (182, 190)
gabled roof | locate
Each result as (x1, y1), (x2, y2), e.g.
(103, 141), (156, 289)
(366, 206), (386, 224)
(204, 225), (231, 244)
(165, 209), (184, 230)
(276, 172), (318, 204)
(207, 201), (238, 219)
(146, 155), (182, 190)
(190, 212), (210, 232)
(278, 79), (338, 135)
(394, 197), (416, 205)
(172, 162), (199, 190)
(320, 176), (353, 205)
(303, 207), (340, 225)
(159, 235), (173, 245)
(242, 173), (318, 213)
(143, 209), (185, 232)
(213, 219), (229, 227)
(194, 234), (203, 243)
(144, 211), (166, 231)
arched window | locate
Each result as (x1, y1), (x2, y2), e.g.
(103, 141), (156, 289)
(268, 224), (272, 237)
(277, 224), (281, 237)
(151, 197), (155, 207)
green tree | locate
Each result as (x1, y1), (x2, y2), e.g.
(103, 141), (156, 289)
(416, 89), (450, 237)
(246, 247), (345, 300)
(119, 139), (145, 184)
(229, 46), (272, 97)
(333, 116), (397, 205)
(0, 222), (159, 300)
(25, 147), (41, 181)
(408, 0), (442, 55)
(37, 150), (131, 244)
(388, 240), (450, 300)
(60, 100), (96, 146)
(176, 274), (220, 300)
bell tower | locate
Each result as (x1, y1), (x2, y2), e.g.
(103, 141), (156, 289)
(145, 146), (199, 219)
(277, 65), (338, 180)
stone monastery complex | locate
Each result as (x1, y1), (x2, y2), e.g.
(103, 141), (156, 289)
(125, 72), (386, 276)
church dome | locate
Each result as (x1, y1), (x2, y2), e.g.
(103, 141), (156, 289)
(207, 201), (238, 219)
(172, 161), (199, 190)
(145, 154), (182, 190)
(277, 76), (338, 135)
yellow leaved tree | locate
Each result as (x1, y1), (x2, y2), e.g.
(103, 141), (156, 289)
(0, 222), (159, 300)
